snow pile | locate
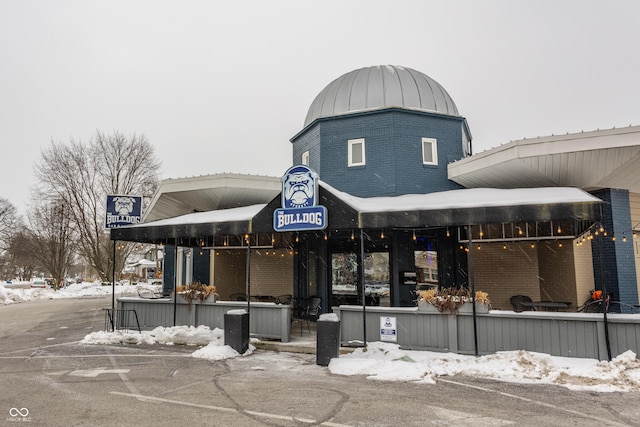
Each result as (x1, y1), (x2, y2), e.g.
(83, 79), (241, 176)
(81, 324), (254, 360)
(329, 341), (640, 392)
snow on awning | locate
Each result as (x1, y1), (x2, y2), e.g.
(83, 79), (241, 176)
(110, 184), (601, 244)
(110, 204), (266, 244)
(318, 184), (601, 229)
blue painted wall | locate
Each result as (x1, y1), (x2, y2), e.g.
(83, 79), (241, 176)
(591, 188), (638, 306)
(162, 245), (176, 296)
(291, 109), (466, 197)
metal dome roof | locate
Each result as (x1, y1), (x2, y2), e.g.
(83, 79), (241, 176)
(304, 65), (460, 127)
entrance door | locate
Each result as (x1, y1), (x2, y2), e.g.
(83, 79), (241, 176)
(330, 251), (390, 307)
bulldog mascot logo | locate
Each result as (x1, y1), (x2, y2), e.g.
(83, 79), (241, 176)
(105, 194), (142, 228)
(113, 196), (136, 215)
(283, 167), (316, 208)
(274, 165), (326, 232)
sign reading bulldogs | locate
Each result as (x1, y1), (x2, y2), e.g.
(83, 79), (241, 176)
(274, 165), (327, 232)
(105, 195), (143, 229)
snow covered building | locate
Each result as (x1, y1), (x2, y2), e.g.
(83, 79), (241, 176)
(111, 65), (640, 312)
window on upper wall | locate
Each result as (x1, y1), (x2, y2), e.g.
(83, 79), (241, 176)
(301, 151), (309, 166)
(348, 138), (365, 167)
(422, 137), (438, 165)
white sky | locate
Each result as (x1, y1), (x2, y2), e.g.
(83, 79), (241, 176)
(2, 280), (640, 393)
(1, 1), (639, 215)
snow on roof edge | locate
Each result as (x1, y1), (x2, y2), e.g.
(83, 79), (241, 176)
(318, 181), (601, 213)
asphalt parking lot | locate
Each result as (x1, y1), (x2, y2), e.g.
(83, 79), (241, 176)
(1, 296), (639, 427)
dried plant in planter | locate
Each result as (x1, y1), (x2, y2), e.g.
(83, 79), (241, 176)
(182, 282), (218, 310)
(417, 287), (491, 314)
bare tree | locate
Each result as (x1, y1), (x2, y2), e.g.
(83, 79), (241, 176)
(34, 131), (161, 281)
(7, 230), (39, 281)
(0, 197), (19, 252)
(25, 200), (75, 288)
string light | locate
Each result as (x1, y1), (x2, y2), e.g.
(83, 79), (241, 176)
(380, 230), (385, 239)
(446, 228), (450, 238)
(351, 230), (355, 240)
(412, 230), (417, 241)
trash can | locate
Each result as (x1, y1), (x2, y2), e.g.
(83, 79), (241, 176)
(316, 313), (341, 366)
(224, 309), (249, 354)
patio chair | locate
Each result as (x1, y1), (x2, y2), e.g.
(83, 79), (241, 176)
(297, 297), (322, 334)
(510, 295), (533, 312)
(275, 294), (292, 305)
(229, 293), (249, 301)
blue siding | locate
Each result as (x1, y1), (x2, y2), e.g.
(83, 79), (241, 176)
(292, 109), (465, 197)
(591, 188), (638, 306)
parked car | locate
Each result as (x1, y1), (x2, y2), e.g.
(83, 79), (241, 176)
(30, 279), (49, 288)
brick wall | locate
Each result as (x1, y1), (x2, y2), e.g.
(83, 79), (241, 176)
(470, 242), (541, 310)
(212, 249), (293, 300)
(538, 241), (579, 306)
(574, 238), (595, 305)
(630, 192), (640, 298)
(292, 109), (465, 198)
(248, 251), (294, 298)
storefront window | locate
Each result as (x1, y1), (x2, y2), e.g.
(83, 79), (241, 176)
(365, 252), (390, 306)
(415, 250), (438, 290)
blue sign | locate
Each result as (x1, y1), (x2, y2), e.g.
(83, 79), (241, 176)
(274, 165), (327, 232)
(105, 195), (143, 229)
(274, 206), (328, 231)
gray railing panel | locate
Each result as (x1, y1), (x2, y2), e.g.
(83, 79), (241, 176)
(334, 307), (640, 360)
(117, 298), (291, 342)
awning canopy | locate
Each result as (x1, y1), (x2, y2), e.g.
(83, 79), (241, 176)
(110, 182), (601, 246)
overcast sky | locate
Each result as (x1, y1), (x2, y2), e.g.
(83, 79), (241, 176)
(1, 0), (639, 215)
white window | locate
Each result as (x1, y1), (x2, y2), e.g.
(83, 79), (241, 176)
(348, 138), (365, 167)
(301, 151), (309, 166)
(422, 137), (438, 165)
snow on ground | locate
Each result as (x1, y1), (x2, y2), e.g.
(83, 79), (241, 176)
(3, 281), (640, 393)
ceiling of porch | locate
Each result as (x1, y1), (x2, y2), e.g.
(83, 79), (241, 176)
(448, 126), (640, 193)
(144, 173), (282, 222)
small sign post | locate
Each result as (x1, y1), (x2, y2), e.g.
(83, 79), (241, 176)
(380, 316), (397, 342)
(105, 195), (143, 329)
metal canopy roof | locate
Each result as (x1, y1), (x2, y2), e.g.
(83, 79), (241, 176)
(111, 182), (601, 246)
(448, 126), (640, 193)
(143, 173), (282, 222)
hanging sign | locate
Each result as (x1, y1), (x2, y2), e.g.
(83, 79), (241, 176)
(274, 165), (327, 232)
(105, 195), (143, 229)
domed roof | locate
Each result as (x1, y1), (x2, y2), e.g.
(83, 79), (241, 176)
(304, 65), (460, 127)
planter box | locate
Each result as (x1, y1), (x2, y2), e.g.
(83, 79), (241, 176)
(457, 301), (490, 314)
(417, 301), (440, 312)
(418, 300), (489, 314)
(178, 293), (216, 304)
